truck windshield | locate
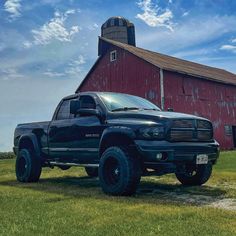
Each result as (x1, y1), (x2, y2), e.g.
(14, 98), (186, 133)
(99, 93), (161, 112)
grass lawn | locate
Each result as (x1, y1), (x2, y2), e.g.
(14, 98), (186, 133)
(0, 151), (236, 236)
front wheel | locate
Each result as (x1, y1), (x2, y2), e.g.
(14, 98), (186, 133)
(16, 148), (42, 182)
(99, 146), (141, 196)
(175, 163), (212, 186)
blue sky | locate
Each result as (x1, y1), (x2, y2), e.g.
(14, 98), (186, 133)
(0, 0), (236, 151)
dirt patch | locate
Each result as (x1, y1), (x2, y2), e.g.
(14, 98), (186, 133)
(210, 198), (236, 211)
(167, 192), (236, 211)
(138, 186), (236, 211)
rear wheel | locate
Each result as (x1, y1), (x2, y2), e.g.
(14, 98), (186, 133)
(99, 146), (141, 196)
(16, 148), (42, 182)
(175, 163), (212, 186)
(85, 167), (98, 177)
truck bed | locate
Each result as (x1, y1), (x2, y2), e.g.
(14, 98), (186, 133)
(14, 121), (50, 154)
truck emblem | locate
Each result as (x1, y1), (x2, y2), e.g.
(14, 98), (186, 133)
(85, 134), (100, 138)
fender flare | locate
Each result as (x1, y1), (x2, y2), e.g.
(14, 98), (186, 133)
(18, 133), (41, 158)
(99, 126), (136, 155)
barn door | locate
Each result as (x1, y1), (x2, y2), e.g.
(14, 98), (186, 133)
(233, 126), (236, 148)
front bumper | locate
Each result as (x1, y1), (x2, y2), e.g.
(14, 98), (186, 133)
(135, 139), (220, 165)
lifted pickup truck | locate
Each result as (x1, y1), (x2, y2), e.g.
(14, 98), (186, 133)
(14, 92), (220, 195)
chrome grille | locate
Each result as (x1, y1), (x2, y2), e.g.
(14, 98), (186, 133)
(172, 120), (194, 128)
(197, 120), (212, 129)
(197, 130), (212, 141)
(170, 119), (212, 142)
(170, 130), (193, 141)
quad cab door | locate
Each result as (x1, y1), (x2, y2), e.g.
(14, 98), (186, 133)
(48, 95), (105, 163)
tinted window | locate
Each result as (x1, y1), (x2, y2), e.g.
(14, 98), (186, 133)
(99, 93), (160, 111)
(56, 100), (72, 120)
(80, 96), (96, 109)
(74, 96), (98, 118)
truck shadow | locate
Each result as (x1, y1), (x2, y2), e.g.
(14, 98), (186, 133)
(0, 175), (227, 207)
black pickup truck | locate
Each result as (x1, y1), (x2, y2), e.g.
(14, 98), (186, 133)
(13, 92), (220, 195)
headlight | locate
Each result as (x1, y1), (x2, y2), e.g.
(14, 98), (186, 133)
(138, 126), (165, 140)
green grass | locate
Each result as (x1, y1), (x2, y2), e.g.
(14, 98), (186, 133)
(0, 151), (236, 236)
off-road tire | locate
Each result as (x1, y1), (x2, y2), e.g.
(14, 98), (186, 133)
(16, 148), (42, 182)
(85, 167), (98, 177)
(99, 146), (141, 196)
(175, 163), (212, 186)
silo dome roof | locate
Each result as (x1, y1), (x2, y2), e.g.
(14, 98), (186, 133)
(102, 16), (133, 28)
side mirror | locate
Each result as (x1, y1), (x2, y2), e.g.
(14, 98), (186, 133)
(77, 108), (101, 117)
(167, 108), (174, 112)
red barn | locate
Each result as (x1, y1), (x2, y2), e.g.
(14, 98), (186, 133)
(76, 17), (236, 150)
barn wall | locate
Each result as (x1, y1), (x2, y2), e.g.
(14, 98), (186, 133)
(164, 70), (236, 149)
(80, 46), (161, 105)
(79, 47), (236, 149)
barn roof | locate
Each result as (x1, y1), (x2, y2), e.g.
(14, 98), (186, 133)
(76, 37), (236, 92)
(99, 37), (236, 86)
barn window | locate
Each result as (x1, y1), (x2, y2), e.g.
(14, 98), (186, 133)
(224, 125), (232, 136)
(119, 19), (123, 26)
(110, 50), (117, 62)
(110, 19), (115, 26)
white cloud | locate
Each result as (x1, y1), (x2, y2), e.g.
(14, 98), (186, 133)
(0, 68), (23, 81)
(172, 48), (211, 58)
(220, 37), (236, 53)
(88, 23), (99, 31)
(70, 25), (80, 35)
(182, 11), (189, 17)
(42, 55), (86, 79)
(43, 70), (65, 77)
(28, 9), (80, 46)
(4, 0), (21, 19)
(137, 15), (236, 53)
(232, 38), (236, 43)
(69, 55), (86, 66)
(23, 41), (32, 48)
(64, 9), (75, 16)
(136, 0), (174, 31)
(93, 23), (99, 28)
(220, 44), (236, 53)
(65, 66), (82, 75)
(66, 55), (86, 76)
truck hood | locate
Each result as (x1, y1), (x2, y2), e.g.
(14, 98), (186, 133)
(109, 109), (208, 122)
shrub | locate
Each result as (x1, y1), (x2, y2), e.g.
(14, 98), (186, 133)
(0, 152), (15, 160)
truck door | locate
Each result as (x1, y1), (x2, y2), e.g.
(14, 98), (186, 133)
(48, 99), (74, 161)
(48, 95), (104, 163)
(68, 95), (104, 163)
